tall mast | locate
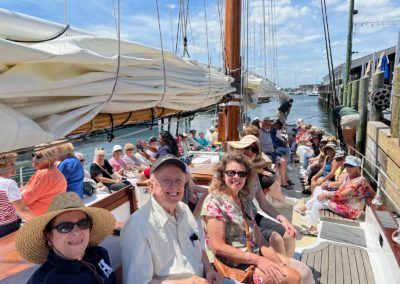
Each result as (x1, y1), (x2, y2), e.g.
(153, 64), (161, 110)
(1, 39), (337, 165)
(221, 0), (241, 141)
(343, 0), (355, 103)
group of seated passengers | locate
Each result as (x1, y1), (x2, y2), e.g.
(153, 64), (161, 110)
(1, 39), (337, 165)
(296, 155), (375, 236)
(248, 117), (293, 190)
(13, 154), (312, 283)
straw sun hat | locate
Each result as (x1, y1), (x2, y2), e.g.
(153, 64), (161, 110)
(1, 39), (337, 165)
(16, 192), (115, 264)
(227, 135), (271, 168)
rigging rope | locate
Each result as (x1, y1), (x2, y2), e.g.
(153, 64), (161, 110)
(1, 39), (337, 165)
(200, 0), (212, 108)
(155, 0), (168, 108)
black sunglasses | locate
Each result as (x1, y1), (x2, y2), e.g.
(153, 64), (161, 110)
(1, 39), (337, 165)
(344, 164), (356, 168)
(80, 159), (85, 162)
(244, 145), (258, 154)
(225, 170), (247, 178)
(32, 153), (43, 159)
(125, 148), (134, 151)
(52, 218), (92, 234)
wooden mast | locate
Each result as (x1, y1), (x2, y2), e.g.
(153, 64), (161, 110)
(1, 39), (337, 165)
(219, 0), (241, 142)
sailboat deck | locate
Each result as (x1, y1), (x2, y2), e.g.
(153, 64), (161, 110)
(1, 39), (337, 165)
(301, 242), (375, 284)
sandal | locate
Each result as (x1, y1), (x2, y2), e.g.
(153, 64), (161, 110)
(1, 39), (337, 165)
(282, 184), (293, 190)
(301, 189), (311, 194)
(287, 179), (294, 185)
(294, 205), (306, 216)
(300, 228), (318, 237)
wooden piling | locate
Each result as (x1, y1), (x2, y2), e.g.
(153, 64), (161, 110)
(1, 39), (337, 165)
(391, 66), (400, 139)
(356, 76), (370, 154)
(370, 71), (384, 121)
(346, 82), (353, 106)
(351, 79), (360, 111)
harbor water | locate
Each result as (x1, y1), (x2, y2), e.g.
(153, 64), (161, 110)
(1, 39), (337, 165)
(19, 94), (332, 181)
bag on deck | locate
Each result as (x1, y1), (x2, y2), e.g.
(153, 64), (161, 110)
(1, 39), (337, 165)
(83, 180), (96, 196)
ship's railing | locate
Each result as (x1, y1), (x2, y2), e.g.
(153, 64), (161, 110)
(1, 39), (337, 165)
(348, 145), (400, 214)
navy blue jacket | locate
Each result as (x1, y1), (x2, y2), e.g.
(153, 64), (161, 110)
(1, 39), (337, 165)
(28, 246), (116, 284)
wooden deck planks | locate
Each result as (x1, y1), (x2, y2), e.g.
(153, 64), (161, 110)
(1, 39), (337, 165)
(320, 209), (361, 227)
(348, 247), (360, 283)
(335, 245), (343, 284)
(301, 242), (374, 284)
(327, 244), (336, 284)
(361, 250), (375, 284)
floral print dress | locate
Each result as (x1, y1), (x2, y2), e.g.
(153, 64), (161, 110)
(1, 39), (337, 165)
(201, 193), (259, 267)
(327, 175), (371, 219)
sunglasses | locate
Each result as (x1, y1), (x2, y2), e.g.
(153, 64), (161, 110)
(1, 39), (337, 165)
(344, 164), (356, 168)
(52, 218), (92, 234)
(32, 153), (43, 159)
(244, 145), (258, 154)
(96, 147), (104, 150)
(80, 159), (85, 162)
(125, 148), (134, 151)
(225, 170), (247, 178)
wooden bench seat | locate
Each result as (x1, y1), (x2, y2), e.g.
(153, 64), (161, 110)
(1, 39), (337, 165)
(301, 242), (375, 284)
(320, 209), (363, 227)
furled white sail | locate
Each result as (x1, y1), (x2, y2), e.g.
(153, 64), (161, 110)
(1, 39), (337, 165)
(0, 9), (235, 153)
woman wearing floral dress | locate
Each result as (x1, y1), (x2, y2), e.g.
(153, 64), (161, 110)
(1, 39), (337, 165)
(300, 156), (375, 236)
(201, 152), (302, 284)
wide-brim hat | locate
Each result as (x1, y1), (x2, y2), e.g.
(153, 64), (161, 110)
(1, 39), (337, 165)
(323, 142), (336, 154)
(227, 135), (261, 156)
(16, 192), (115, 264)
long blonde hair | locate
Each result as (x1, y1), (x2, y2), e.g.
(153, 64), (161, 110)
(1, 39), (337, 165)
(209, 152), (255, 201)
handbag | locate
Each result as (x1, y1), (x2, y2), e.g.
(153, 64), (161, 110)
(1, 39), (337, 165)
(213, 208), (255, 284)
(83, 180), (96, 196)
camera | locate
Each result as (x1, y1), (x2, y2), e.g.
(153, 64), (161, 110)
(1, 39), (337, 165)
(136, 144), (144, 151)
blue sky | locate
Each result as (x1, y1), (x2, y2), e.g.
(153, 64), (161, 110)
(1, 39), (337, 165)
(1, 0), (399, 88)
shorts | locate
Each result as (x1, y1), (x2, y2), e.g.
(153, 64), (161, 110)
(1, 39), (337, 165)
(340, 114), (361, 129)
(259, 173), (275, 189)
(255, 213), (286, 241)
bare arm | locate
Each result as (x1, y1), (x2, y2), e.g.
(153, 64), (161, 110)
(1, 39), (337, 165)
(94, 174), (118, 184)
(319, 159), (340, 184)
(12, 199), (35, 221)
(255, 190), (279, 219)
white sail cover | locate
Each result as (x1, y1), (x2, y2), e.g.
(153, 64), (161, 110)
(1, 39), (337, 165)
(0, 9), (235, 153)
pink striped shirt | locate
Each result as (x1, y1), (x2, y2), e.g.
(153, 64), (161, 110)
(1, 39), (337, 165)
(0, 177), (21, 226)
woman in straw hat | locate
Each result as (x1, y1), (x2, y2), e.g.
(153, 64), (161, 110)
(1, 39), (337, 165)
(16, 192), (116, 284)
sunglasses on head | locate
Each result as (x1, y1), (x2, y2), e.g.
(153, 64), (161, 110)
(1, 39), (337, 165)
(244, 145), (258, 154)
(225, 170), (247, 178)
(96, 147), (104, 151)
(32, 153), (43, 159)
(51, 218), (92, 234)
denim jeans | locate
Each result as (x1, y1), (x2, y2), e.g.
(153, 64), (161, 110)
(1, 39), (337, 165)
(303, 152), (314, 169)
(276, 146), (291, 163)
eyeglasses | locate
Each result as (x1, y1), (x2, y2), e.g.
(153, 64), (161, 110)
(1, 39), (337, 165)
(125, 148), (134, 151)
(224, 170), (247, 178)
(32, 153), (43, 159)
(52, 218), (92, 234)
(244, 145), (258, 154)
(344, 164), (356, 168)
(157, 179), (186, 187)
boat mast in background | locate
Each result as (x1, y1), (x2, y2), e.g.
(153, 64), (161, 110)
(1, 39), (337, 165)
(219, 0), (241, 142)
